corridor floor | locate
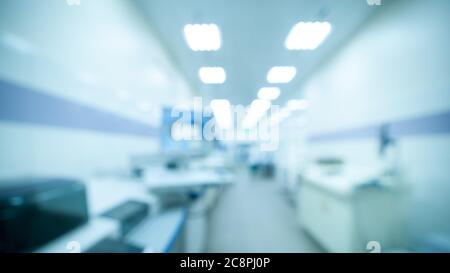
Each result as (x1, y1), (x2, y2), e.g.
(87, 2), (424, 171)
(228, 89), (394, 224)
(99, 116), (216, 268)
(207, 170), (323, 253)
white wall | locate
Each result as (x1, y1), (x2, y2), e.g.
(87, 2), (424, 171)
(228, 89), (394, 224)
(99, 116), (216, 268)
(0, 0), (193, 178)
(280, 0), (450, 247)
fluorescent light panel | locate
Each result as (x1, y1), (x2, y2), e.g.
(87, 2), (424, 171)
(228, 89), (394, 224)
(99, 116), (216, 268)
(210, 99), (232, 129)
(267, 66), (297, 84)
(251, 99), (271, 113)
(183, 24), (221, 51)
(199, 67), (226, 84)
(258, 87), (281, 101)
(285, 21), (332, 50)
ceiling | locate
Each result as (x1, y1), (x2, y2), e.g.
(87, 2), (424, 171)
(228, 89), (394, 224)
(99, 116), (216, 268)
(133, 0), (378, 106)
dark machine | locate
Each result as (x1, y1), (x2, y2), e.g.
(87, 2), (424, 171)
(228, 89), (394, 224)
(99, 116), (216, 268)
(0, 178), (89, 252)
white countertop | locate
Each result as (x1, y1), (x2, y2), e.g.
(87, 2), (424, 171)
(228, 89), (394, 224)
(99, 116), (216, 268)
(301, 167), (384, 196)
(34, 175), (195, 253)
(126, 208), (188, 253)
(143, 169), (234, 190)
(83, 177), (157, 216)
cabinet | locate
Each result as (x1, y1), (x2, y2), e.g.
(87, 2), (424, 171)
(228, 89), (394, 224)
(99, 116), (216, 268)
(297, 171), (405, 252)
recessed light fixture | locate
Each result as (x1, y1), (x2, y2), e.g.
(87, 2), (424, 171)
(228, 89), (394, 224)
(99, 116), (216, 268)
(287, 99), (309, 111)
(285, 21), (332, 50)
(183, 24), (221, 51)
(258, 87), (281, 101)
(199, 67), (226, 84)
(267, 66), (297, 84)
(251, 99), (272, 113)
(210, 99), (232, 129)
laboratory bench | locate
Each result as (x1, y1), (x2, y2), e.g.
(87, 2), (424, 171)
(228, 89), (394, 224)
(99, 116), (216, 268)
(31, 169), (232, 253)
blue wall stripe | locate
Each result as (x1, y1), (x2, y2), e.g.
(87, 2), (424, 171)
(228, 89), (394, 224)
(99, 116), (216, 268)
(0, 79), (159, 137)
(309, 124), (380, 142)
(309, 110), (450, 142)
(390, 111), (450, 136)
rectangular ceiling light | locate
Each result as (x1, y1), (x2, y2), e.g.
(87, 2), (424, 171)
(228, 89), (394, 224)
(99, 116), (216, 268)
(267, 66), (297, 84)
(285, 22), (332, 50)
(210, 99), (232, 129)
(251, 99), (272, 112)
(183, 24), (221, 51)
(199, 67), (226, 84)
(258, 87), (281, 101)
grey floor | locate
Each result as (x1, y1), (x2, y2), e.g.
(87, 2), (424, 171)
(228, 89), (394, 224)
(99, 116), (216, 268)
(207, 170), (323, 253)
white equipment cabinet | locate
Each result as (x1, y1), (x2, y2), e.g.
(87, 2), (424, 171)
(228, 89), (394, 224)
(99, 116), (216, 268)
(297, 169), (406, 253)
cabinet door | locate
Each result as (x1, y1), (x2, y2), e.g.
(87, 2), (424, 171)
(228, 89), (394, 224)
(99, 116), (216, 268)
(298, 184), (356, 252)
